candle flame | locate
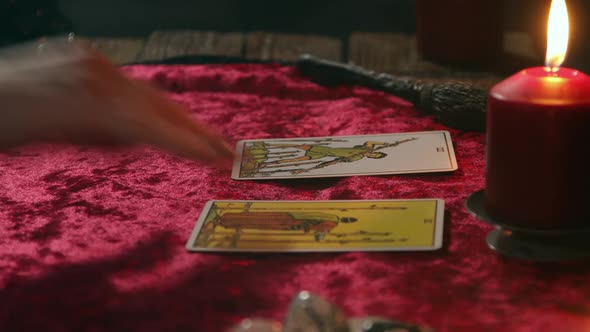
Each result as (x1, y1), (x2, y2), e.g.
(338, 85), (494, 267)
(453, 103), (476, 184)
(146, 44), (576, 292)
(545, 0), (569, 70)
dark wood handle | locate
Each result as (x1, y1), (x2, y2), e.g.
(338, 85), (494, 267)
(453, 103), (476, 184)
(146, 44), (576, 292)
(296, 54), (488, 132)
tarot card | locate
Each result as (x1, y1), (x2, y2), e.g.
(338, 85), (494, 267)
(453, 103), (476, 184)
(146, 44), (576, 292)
(186, 199), (444, 253)
(231, 131), (457, 180)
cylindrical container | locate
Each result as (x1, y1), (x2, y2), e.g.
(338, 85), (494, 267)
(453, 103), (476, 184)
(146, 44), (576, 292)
(485, 67), (590, 228)
(416, 0), (503, 66)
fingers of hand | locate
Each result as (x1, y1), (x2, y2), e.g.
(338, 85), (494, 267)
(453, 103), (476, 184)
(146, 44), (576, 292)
(101, 80), (234, 165)
(36, 47), (236, 166)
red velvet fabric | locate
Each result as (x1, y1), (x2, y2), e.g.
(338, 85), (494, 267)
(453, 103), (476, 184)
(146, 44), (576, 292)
(1, 64), (590, 332)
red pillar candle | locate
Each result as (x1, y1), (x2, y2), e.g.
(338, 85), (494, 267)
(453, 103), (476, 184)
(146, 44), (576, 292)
(485, 67), (590, 228)
(484, 0), (590, 228)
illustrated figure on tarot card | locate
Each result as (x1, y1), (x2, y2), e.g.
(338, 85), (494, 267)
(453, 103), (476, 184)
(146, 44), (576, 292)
(264, 141), (388, 164)
(212, 211), (358, 241)
(196, 202), (408, 248)
(240, 137), (418, 177)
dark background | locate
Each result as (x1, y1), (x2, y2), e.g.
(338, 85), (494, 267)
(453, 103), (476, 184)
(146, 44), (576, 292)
(57, 0), (532, 37)
(2, 0), (590, 69)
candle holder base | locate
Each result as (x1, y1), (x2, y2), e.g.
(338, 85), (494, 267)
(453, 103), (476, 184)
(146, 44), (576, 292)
(466, 190), (590, 261)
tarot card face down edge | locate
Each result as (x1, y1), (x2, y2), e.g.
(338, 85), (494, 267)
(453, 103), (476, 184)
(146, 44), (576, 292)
(186, 199), (445, 253)
(231, 131), (457, 180)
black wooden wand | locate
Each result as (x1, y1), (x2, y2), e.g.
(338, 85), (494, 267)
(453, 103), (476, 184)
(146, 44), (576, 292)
(296, 54), (488, 132)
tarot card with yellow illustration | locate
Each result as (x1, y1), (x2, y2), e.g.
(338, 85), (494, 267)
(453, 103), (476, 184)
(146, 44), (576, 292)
(186, 199), (444, 252)
(231, 131), (457, 180)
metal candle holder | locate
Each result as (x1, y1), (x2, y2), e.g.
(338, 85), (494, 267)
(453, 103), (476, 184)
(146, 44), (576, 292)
(466, 190), (590, 261)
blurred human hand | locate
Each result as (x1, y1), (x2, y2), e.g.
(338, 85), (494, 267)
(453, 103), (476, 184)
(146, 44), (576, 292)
(0, 37), (234, 165)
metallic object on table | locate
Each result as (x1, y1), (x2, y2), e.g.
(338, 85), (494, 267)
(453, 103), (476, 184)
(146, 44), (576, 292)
(348, 316), (434, 332)
(229, 319), (282, 332)
(466, 190), (590, 261)
(228, 291), (433, 332)
(296, 54), (488, 132)
(283, 291), (349, 332)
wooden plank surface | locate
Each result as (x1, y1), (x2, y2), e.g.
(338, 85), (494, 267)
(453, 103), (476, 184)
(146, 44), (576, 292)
(81, 37), (145, 65)
(138, 30), (244, 62)
(349, 32), (541, 74)
(83, 29), (531, 90)
(503, 32), (541, 60)
(348, 32), (449, 75)
(246, 32), (341, 62)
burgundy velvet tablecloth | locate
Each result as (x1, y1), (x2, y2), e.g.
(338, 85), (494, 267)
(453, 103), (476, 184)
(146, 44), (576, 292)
(2, 64), (590, 332)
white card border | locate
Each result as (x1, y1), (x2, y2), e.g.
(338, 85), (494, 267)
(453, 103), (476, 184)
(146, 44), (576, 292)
(185, 199), (445, 253)
(231, 131), (458, 180)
